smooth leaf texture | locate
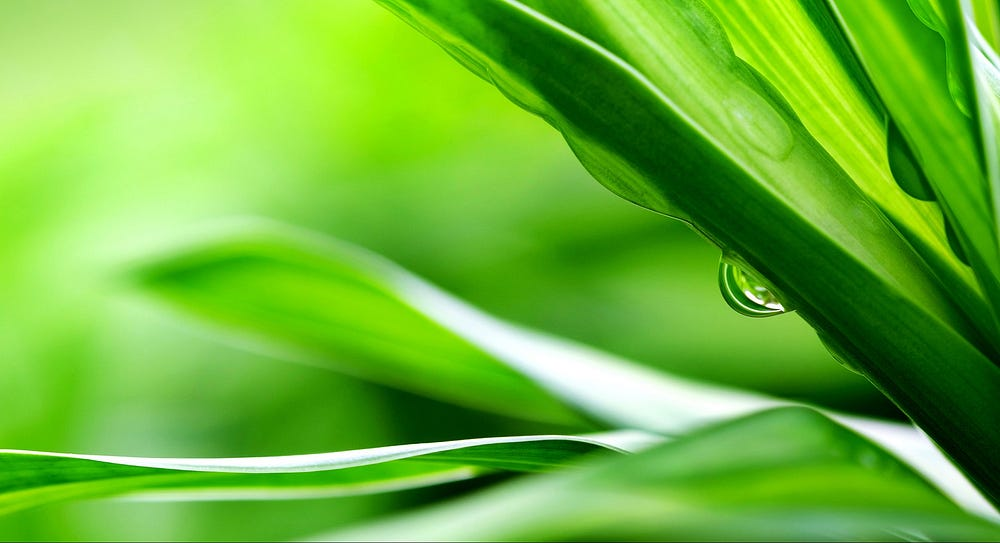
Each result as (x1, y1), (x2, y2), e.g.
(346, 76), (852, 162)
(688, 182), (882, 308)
(133, 223), (584, 427)
(829, 0), (1000, 330)
(317, 408), (1000, 542)
(965, 1), (1000, 255)
(0, 432), (652, 516)
(706, 0), (992, 339)
(373, 0), (1000, 504)
(133, 222), (995, 518)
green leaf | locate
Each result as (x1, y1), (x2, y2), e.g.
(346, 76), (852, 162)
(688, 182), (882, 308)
(133, 222), (585, 427)
(132, 221), (995, 518)
(966, 2), (1000, 267)
(705, 0), (993, 340)
(968, 0), (1000, 52)
(828, 0), (1000, 328)
(133, 220), (784, 432)
(0, 432), (650, 516)
(317, 408), (1000, 542)
(373, 0), (1000, 505)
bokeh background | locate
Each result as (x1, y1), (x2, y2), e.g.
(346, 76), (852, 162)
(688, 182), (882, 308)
(0, 1), (895, 540)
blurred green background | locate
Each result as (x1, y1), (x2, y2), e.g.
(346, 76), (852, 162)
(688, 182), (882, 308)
(0, 1), (893, 540)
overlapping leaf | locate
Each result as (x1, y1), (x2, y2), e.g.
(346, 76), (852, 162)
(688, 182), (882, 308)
(374, 0), (1000, 503)
(829, 0), (1000, 332)
(318, 408), (1000, 542)
(706, 0), (993, 338)
(132, 222), (994, 517)
(0, 432), (651, 515)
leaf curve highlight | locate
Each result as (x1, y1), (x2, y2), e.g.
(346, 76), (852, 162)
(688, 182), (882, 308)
(0, 431), (652, 515)
(316, 408), (1000, 542)
(132, 220), (995, 518)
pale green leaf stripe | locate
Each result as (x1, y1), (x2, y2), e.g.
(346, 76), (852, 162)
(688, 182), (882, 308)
(314, 408), (1000, 542)
(830, 0), (1000, 329)
(0, 431), (654, 515)
(705, 0), (993, 342)
(965, 4), (1000, 263)
(134, 221), (995, 519)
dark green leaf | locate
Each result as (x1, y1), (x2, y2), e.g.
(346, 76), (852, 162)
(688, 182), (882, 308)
(374, 0), (1000, 503)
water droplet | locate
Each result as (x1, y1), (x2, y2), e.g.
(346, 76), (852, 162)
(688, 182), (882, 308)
(724, 83), (795, 160)
(717, 258), (788, 318)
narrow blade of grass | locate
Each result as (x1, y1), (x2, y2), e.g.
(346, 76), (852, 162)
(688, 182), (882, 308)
(0, 432), (650, 515)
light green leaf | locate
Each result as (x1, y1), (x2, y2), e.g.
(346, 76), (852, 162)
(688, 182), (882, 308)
(316, 408), (1000, 542)
(133, 221), (995, 518)
(705, 0), (992, 340)
(829, 0), (1000, 329)
(965, 1), (1000, 263)
(372, 0), (1000, 504)
(132, 222), (585, 427)
(0, 432), (651, 516)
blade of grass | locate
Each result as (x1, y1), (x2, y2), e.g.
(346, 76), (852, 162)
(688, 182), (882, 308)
(0, 431), (651, 516)
(132, 220), (995, 518)
(315, 408), (1000, 542)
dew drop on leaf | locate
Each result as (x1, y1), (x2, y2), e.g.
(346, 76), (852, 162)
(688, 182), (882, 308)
(717, 258), (788, 318)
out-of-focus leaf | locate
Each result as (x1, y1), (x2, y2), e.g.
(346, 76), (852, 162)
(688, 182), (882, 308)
(374, 0), (1000, 505)
(968, 0), (1000, 51)
(0, 431), (652, 516)
(317, 408), (1000, 542)
(134, 221), (781, 431)
(133, 223), (585, 427)
(133, 222), (994, 518)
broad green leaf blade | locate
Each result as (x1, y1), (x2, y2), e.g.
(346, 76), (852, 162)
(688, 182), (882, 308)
(828, 0), (1000, 331)
(133, 224), (585, 428)
(316, 408), (1000, 542)
(376, 0), (1000, 504)
(0, 432), (650, 516)
(134, 221), (774, 430)
(704, 0), (995, 342)
(133, 222), (995, 518)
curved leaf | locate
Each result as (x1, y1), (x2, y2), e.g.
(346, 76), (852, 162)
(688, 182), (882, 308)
(372, 0), (1000, 504)
(705, 0), (992, 341)
(133, 223), (584, 427)
(316, 408), (1000, 542)
(132, 221), (995, 518)
(0, 432), (651, 515)
(829, 0), (1000, 330)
